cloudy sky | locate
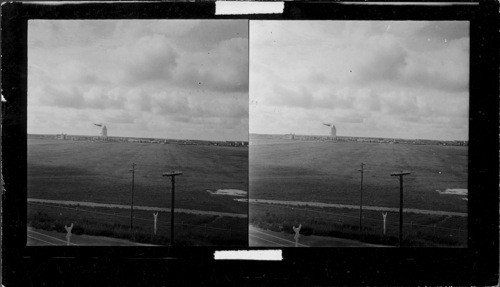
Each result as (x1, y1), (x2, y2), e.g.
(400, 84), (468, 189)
(28, 20), (248, 141)
(250, 21), (469, 141)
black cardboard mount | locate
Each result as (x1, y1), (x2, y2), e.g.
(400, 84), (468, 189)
(2, 1), (498, 285)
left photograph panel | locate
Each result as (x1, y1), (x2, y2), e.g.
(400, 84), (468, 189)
(27, 20), (249, 246)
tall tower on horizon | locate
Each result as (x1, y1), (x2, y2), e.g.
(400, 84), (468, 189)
(330, 125), (336, 138)
(101, 125), (107, 137)
(322, 122), (337, 139)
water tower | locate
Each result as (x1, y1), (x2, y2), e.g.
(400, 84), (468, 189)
(101, 125), (107, 137)
(322, 123), (337, 139)
(330, 125), (336, 137)
(94, 123), (108, 138)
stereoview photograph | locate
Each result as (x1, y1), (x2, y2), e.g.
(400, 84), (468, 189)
(27, 20), (249, 246)
(249, 21), (469, 247)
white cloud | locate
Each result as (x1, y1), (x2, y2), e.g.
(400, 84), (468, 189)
(250, 21), (469, 141)
(28, 20), (248, 141)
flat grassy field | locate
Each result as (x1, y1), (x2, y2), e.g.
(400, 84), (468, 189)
(249, 136), (467, 246)
(28, 138), (248, 214)
(250, 137), (467, 213)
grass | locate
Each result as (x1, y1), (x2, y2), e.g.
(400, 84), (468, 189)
(250, 203), (466, 247)
(28, 203), (247, 246)
(250, 136), (468, 213)
(249, 136), (467, 246)
(27, 138), (248, 245)
(28, 139), (247, 214)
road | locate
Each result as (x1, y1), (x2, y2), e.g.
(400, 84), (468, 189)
(28, 198), (246, 218)
(249, 225), (390, 247)
(27, 227), (156, 246)
(239, 199), (467, 217)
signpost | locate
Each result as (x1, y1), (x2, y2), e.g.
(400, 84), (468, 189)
(163, 171), (183, 246)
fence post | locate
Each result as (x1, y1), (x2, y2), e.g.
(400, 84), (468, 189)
(457, 227), (461, 239)
(229, 227), (232, 239)
(204, 224), (207, 237)
(433, 224), (436, 236)
(410, 222), (413, 235)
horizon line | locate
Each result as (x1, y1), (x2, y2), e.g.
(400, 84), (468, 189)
(249, 132), (468, 142)
(28, 133), (249, 143)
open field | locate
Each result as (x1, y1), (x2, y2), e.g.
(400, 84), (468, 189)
(250, 136), (467, 213)
(249, 135), (467, 247)
(28, 138), (248, 214)
(28, 138), (248, 245)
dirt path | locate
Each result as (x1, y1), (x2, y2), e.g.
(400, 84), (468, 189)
(242, 199), (467, 217)
(28, 198), (246, 218)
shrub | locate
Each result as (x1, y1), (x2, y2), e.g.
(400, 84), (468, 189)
(72, 225), (85, 235)
(300, 226), (314, 236)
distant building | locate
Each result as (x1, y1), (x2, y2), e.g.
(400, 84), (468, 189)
(101, 125), (107, 137)
(56, 133), (67, 140)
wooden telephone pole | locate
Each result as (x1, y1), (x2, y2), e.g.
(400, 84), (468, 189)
(163, 171), (183, 246)
(130, 163), (135, 232)
(358, 163), (365, 235)
(390, 170), (411, 247)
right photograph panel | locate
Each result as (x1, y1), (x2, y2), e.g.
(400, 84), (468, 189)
(249, 21), (469, 247)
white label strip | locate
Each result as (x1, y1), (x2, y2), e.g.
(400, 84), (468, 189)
(214, 250), (282, 261)
(215, 1), (284, 15)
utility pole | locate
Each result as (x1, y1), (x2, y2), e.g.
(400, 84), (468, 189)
(358, 163), (365, 235)
(390, 170), (411, 247)
(163, 171), (183, 246)
(130, 162), (135, 232)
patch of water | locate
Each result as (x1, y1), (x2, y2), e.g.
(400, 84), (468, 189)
(436, 188), (468, 196)
(206, 189), (247, 197)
